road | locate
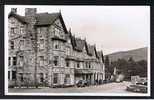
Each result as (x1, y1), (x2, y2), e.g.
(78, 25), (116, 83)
(8, 81), (145, 95)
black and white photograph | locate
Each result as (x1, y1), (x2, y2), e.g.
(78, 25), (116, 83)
(5, 5), (150, 96)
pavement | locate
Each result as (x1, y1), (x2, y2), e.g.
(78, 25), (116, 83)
(8, 81), (145, 95)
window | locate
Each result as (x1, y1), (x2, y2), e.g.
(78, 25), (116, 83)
(12, 71), (16, 80)
(40, 39), (44, 49)
(19, 56), (24, 66)
(66, 47), (70, 55)
(77, 62), (80, 68)
(13, 57), (16, 65)
(19, 73), (24, 82)
(64, 74), (70, 84)
(53, 56), (58, 66)
(8, 71), (10, 80)
(54, 27), (62, 37)
(10, 41), (14, 49)
(66, 60), (69, 67)
(19, 40), (24, 49)
(55, 45), (58, 49)
(20, 27), (24, 34)
(85, 62), (88, 68)
(89, 62), (91, 68)
(39, 56), (44, 66)
(11, 28), (15, 34)
(40, 73), (44, 83)
(38, 28), (40, 33)
(8, 57), (11, 66)
(54, 41), (60, 49)
(53, 73), (58, 84)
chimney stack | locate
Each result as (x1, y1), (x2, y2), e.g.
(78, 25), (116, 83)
(11, 8), (17, 14)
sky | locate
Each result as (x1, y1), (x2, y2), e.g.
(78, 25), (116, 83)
(5, 5), (150, 55)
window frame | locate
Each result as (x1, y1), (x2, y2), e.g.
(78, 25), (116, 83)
(12, 57), (17, 66)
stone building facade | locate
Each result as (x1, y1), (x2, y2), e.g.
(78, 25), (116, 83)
(8, 8), (105, 87)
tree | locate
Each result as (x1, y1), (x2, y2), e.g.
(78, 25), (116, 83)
(136, 60), (147, 77)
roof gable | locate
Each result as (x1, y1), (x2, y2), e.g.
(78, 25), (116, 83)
(35, 12), (68, 34)
(8, 12), (28, 24)
(8, 11), (68, 34)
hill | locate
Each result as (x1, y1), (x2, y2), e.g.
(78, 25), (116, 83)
(106, 47), (148, 62)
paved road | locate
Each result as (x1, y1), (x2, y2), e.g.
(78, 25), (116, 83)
(8, 81), (145, 95)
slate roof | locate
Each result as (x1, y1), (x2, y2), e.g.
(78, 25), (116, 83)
(8, 11), (68, 33)
(71, 35), (86, 52)
(86, 44), (95, 56)
(8, 12), (28, 24)
(8, 11), (60, 25)
(35, 13), (60, 25)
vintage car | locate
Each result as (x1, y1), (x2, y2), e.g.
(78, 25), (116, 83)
(76, 80), (89, 87)
(126, 83), (147, 93)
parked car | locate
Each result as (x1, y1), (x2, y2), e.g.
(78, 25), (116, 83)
(126, 83), (147, 93)
(76, 80), (88, 87)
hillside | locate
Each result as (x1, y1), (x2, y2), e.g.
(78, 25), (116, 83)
(106, 47), (148, 62)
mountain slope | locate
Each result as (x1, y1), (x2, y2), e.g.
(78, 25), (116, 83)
(106, 47), (148, 62)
